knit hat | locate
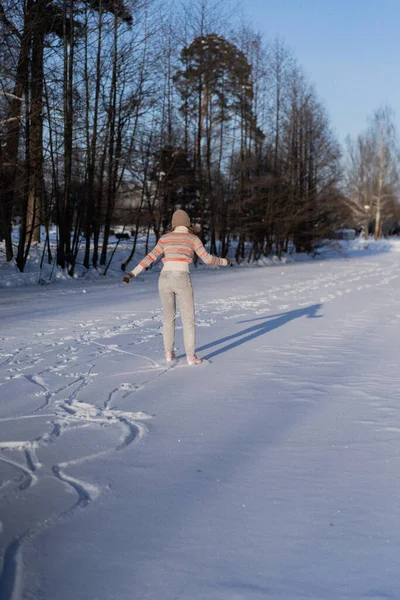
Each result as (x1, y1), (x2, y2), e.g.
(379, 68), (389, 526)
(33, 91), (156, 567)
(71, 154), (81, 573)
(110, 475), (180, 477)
(172, 209), (191, 229)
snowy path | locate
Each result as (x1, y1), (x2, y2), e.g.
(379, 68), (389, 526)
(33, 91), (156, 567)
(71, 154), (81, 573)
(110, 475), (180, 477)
(0, 249), (400, 599)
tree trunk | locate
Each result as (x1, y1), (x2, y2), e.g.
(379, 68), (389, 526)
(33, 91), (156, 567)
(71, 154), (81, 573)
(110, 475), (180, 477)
(100, 12), (118, 266)
(0, 1), (32, 261)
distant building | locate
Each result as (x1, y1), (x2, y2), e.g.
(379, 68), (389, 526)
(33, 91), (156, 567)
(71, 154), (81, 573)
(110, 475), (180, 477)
(331, 228), (356, 241)
(113, 181), (159, 226)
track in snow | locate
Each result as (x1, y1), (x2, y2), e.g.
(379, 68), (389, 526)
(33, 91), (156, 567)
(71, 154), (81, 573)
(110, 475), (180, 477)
(0, 251), (399, 599)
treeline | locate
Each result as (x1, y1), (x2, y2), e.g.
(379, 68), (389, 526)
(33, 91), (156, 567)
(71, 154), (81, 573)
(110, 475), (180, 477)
(0, 0), (389, 276)
(345, 107), (400, 239)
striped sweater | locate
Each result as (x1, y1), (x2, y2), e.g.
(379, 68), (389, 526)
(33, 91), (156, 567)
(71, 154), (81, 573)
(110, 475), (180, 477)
(131, 226), (228, 277)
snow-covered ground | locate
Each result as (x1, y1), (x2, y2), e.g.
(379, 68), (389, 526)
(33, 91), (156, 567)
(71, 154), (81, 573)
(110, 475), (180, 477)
(1, 241), (400, 600)
(0, 227), (397, 288)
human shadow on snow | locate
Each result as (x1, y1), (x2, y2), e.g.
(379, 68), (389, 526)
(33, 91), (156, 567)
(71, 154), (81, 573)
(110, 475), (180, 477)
(196, 303), (323, 361)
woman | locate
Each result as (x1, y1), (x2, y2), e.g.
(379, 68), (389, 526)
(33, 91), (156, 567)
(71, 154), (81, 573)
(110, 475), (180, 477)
(123, 209), (230, 365)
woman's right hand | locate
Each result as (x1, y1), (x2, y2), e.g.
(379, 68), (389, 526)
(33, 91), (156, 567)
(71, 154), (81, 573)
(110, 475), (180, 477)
(123, 274), (134, 284)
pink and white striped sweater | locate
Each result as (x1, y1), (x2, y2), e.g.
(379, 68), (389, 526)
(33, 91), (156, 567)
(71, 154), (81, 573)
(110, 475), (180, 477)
(130, 226), (229, 277)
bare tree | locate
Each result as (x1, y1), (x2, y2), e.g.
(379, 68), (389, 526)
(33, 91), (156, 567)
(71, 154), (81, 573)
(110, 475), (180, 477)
(345, 133), (376, 238)
(345, 107), (399, 240)
(369, 107), (399, 239)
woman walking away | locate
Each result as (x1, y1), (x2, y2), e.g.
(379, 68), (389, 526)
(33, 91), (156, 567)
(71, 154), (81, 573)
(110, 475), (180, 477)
(123, 209), (231, 365)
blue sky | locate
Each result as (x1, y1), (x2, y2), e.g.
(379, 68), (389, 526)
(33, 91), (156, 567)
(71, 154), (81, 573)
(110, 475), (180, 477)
(244, 0), (400, 144)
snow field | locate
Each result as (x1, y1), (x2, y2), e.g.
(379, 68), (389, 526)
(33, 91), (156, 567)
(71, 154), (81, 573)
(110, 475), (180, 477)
(0, 244), (400, 599)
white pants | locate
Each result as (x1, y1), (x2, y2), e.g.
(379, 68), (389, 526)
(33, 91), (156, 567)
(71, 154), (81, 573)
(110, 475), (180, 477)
(158, 271), (195, 356)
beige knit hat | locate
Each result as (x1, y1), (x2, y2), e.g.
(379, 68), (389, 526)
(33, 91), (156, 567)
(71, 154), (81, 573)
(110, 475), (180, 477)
(172, 209), (191, 229)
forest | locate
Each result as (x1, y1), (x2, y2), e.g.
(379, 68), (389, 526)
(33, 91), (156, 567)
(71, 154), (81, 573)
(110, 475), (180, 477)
(0, 0), (399, 276)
